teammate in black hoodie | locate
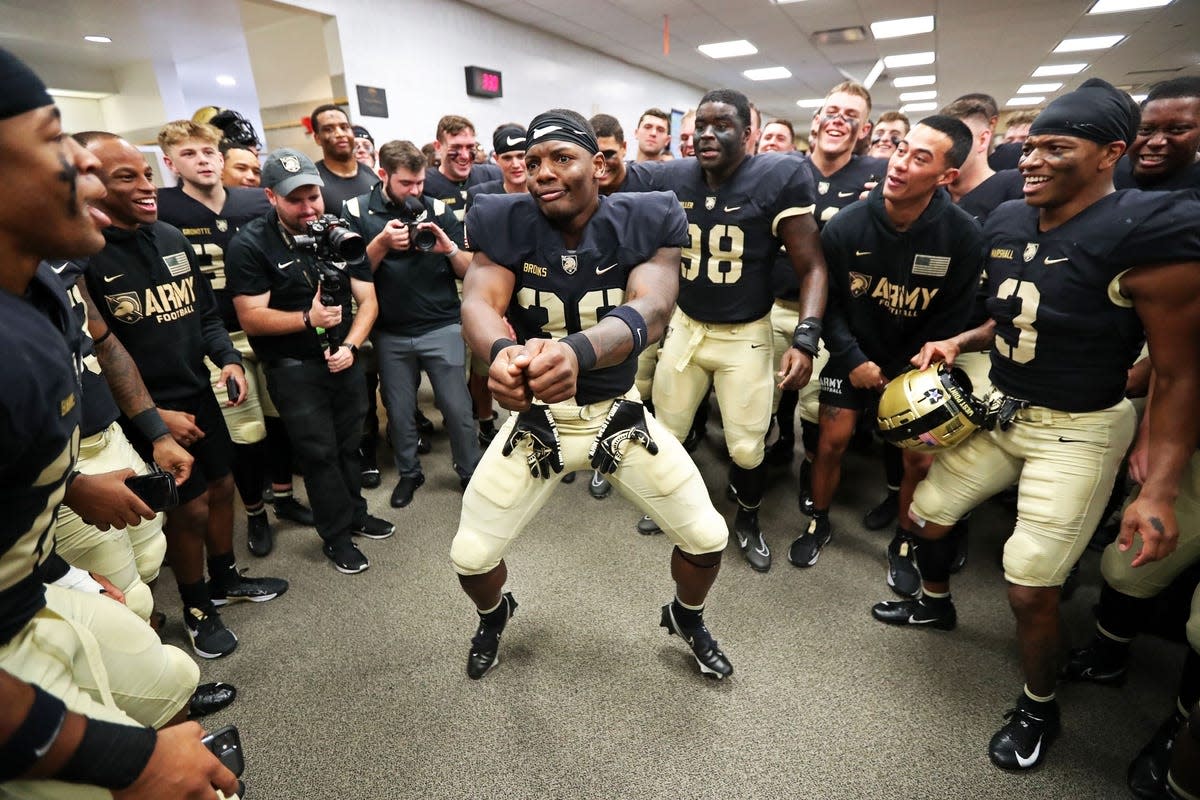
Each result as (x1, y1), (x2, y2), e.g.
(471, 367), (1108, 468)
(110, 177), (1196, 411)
(790, 116), (984, 598)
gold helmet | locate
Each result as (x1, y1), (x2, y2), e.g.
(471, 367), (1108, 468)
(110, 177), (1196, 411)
(876, 363), (988, 451)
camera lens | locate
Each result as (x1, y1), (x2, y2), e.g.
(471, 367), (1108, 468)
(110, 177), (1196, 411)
(413, 227), (438, 253)
(327, 226), (366, 262)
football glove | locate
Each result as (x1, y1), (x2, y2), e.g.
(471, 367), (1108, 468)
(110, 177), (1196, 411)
(588, 400), (659, 475)
(502, 405), (564, 479)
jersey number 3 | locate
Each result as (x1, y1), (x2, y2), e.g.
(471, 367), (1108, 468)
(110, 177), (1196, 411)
(994, 278), (1041, 364)
(681, 223), (745, 285)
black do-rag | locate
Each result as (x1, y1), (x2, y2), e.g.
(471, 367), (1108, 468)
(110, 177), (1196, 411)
(0, 48), (52, 120)
(525, 111), (598, 154)
(1029, 77), (1140, 147)
(493, 124), (527, 155)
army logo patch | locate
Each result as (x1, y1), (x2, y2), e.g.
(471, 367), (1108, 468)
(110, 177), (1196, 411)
(818, 181), (830, 195)
(922, 388), (944, 405)
(216, 219), (229, 233)
(280, 155), (301, 173)
(105, 292), (144, 324)
(561, 254), (578, 274)
(705, 196), (716, 210)
(1023, 243), (1039, 262)
(848, 271), (872, 298)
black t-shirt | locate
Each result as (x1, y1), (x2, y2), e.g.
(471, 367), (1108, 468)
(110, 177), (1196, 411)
(626, 152), (817, 323)
(82, 222), (240, 404)
(0, 263), (81, 646)
(342, 184), (464, 337)
(988, 141), (1022, 172)
(225, 210), (374, 362)
(424, 164), (502, 223)
(958, 170), (1025, 224)
(316, 161), (379, 219)
(1114, 156), (1200, 191)
(466, 191), (688, 404)
(54, 260), (120, 437)
(156, 186), (272, 330)
(984, 190), (1200, 411)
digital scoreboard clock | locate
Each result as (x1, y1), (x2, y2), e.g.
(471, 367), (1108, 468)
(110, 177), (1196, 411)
(465, 66), (503, 99)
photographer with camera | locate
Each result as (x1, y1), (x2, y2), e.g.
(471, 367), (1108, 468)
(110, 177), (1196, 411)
(343, 140), (479, 508)
(227, 149), (392, 575)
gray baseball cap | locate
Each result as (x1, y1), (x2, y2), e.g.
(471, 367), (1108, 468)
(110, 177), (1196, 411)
(261, 148), (324, 195)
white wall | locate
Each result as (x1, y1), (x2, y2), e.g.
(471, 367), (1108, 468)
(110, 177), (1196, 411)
(246, 14), (335, 109)
(278, 0), (704, 147)
(53, 96), (107, 134)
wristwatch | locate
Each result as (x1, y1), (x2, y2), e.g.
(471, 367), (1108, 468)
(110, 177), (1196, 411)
(346, 343), (359, 357)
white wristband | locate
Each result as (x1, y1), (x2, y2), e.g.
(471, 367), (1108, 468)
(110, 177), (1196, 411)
(447, 243), (460, 257)
(53, 565), (104, 594)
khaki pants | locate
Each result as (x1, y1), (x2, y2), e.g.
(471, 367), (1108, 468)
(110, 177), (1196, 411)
(769, 299), (827, 425)
(206, 329), (275, 445)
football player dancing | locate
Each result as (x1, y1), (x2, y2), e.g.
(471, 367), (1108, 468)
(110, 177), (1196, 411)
(626, 89), (828, 572)
(870, 79), (1200, 771)
(450, 110), (733, 681)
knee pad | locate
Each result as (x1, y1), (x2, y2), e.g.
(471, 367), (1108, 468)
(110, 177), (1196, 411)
(450, 530), (503, 576)
(123, 581), (154, 622)
(133, 529), (166, 584)
(727, 437), (764, 470)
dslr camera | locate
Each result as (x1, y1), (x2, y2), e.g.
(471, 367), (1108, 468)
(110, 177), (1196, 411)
(399, 197), (438, 253)
(294, 214), (366, 263)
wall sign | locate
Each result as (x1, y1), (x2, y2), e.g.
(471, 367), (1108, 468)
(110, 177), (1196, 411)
(356, 85), (389, 118)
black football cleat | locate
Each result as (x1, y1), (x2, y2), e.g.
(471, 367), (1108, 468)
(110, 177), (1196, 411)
(1127, 710), (1185, 799)
(188, 681), (237, 719)
(246, 512), (273, 558)
(788, 515), (831, 568)
(871, 597), (956, 631)
(886, 530), (922, 599)
(467, 592), (517, 680)
(1060, 635), (1129, 686)
(272, 495), (314, 527)
(988, 695), (1060, 771)
(862, 490), (898, 530)
(659, 602), (733, 679)
(636, 514), (663, 535)
(733, 508), (770, 572)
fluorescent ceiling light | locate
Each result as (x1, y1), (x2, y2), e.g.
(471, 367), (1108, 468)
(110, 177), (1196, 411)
(744, 67), (792, 81)
(1032, 63), (1088, 76)
(773, 0), (811, 4)
(1054, 34), (1125, 52)
(883, 51), (936, 68)
(699, 40), (757, 59)
(1006, 96), (1046, 106)
(83, 35), (111, 43)
(899, 90), (937, 101)
(893, 74), (936, 87)
(796, 98), (825, 108)
(216, 75), (237, 87)
(900, 102), (938, 112)
(48, 88), (111, 100)
(1088, 0), (1172, 13)
(863, 59), (885, 89)
(870, 16), (935, 40)
(1130, 93), (1148, 101)
(1017, 82), (1063, 93)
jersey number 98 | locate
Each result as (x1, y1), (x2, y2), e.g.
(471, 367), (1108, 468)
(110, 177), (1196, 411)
(681, 223), (745, 285)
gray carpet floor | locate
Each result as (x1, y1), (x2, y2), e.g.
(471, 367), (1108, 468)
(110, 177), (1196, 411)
(154, 396), (1187, 800)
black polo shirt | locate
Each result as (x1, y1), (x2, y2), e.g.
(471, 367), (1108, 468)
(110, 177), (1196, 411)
(225, 210), (373, 362)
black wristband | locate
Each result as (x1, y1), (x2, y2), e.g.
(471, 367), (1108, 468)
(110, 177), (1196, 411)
(791, 316), (823, 357)
(0, 685), (67, 782)
(302, 308), (313, 329)
(603, 305), (650, 355)
(561, 332), (597, 371)
(93, 329), (112, 347)
(59, 720), (157, 790)
(130, 408), (170, 443)
(490, 337), (517, 363)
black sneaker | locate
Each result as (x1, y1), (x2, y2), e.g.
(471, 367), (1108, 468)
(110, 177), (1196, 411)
(988, 695), (1061, 771)
(352, 514), (395, 539)
(184, 604), (238, 659)
(763, 435), (794, 467)
(887, 530), (922, 598)
(871, 596), (957, 630)
(799, 494), (815, 516)
(734, 508), (771, 572)
(1128, 710), (1185, 799)
(1060, 635), (1129, 685)
(417, 434), (432, 455)
(246, 512), (273, 558)
(788, 515), (831, 568)
(323, 538), (369, 574)
(949, 518), (969, 574)
(360, 464), (382, 490)
(682, 424), (705, 453)
(659, 602), (733, 679)
(187, 681), (237, 719)
(272, 495), (314, 526)
(588, 469), (612, 499)
(478, 420), (498, 449)
(862, 490), (898, 530)
(560, 471), (577, 484)
(390, 474), (425, 508)
(209, 571), (289, 606)
(415, 409), (434, 434)
(467, 592), (517, 680)
(637, 514), (662, 535)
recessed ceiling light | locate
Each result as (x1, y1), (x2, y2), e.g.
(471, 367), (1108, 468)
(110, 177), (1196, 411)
(744, 67), (792, 81)
(893, 75), (936, 88)
(899, 101), (938, 113)
(698, 40), (758, 59)
(899, 90), (937, 101)
(883, 51), (936, 68)
(216, 75), (237, 87)
(1006, 96), (1046, 106)
(1088, 0), (1172, 13)
(796, 98), (825, 108)
(1032, 63), (1088, 77)
(1053, 34), (1126, 52)
(870, 16), (935, 40)
(1130, 93), (1148, 102)
(83, 35), (111, 43)
(1017, 82), (1063, 93)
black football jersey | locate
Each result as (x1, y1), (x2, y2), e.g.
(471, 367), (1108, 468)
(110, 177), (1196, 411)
(466, 191), (688, 404)
(52, 260), (121, 438)
(1114, 157), (1200, 191)
(984, 190), (1200, 411)
(627, 153), (817, 322)
(958, 170), (1024, 224)
(156, 186), (271, 330)
(425, 164), (502, 223)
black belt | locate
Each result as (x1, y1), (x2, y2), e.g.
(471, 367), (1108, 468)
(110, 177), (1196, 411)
(264, 356), (324, 369)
